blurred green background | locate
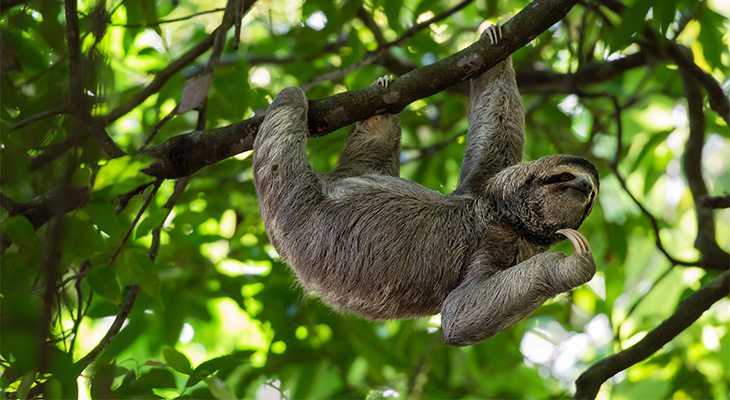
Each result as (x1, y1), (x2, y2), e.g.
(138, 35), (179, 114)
(1, 0), (728, 398)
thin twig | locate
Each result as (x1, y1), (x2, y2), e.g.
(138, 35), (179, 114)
(611, 168), (699, 267)
(107, 181), (162, 267)
(137, 105), (178, 154)
(592, 86), (699, 267)
(391, 0), (475, 48)
(613, 263), (676, 344)
(10, 106), (73, 131)
(75, 284), (141, 368)
(303, 0), (475, 89)
(149, 176), (191, 260)
(101, 0), (257, 125)
(112, 7), (226, 28)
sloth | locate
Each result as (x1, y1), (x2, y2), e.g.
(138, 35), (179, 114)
(252, 25), (599, 346)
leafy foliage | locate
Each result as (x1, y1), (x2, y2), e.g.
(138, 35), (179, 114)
(1, 0), (728, 399)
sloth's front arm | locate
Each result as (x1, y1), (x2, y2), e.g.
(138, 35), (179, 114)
(441, 229), (596, 346)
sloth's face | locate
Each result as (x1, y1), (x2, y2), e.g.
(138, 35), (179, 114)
(492, 155), (599, 244)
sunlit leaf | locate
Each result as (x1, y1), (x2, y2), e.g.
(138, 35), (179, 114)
(163, 347), (193, 375)
(93, 156), (156, 198)
(87, 266), (122, 305)
(205, 375), (237, 400)
(2, 216), (39, 249)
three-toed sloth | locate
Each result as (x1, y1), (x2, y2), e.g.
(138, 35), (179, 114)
(253, 25), (599, 346)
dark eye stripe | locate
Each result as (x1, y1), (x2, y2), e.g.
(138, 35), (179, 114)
(544, 172), (575, 184)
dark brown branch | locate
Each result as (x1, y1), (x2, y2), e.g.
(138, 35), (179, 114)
(610, 167), (700, 267)
(141, 0), (581, 178)
(518, 51), (654, 93)
(64, 0), (85, 112)
(574, 270), (730, 400)
(1, 187), (90, 230)
(702, 194), (730, 209)
(680, 68), (730, 271)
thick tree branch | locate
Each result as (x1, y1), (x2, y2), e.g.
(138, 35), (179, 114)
(141, 0), (581, 178)
(1, 187), (90, 230)
(574, 270), (730, 400)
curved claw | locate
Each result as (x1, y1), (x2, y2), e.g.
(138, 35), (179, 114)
(483, 22), (502, 45)
(556, 228), (591, 254)
(371, 74), (394, 88)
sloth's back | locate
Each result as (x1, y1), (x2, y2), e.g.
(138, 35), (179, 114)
(276, 174), (486, 319)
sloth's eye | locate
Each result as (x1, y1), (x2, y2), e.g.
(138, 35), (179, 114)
(546, 172), (575, 184)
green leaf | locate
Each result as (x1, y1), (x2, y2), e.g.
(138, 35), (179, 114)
(87, 199), (125, 238)
(93, 156), (156, 199)
(136, 368), (178, 389)
(697, 10), (725, 70)
(608, 0), (652, 51)
(186, 352), (251, 387)
(163, 347), (193, 375)
(87, 267), (122, 305)
(2, 216), (39, 248)
(205, 375), (236, 400)
(122, 249), (162, 306)
(134, 208), (169, 241)
(383, 2), (402, 32)
(653, 0), (678, 35)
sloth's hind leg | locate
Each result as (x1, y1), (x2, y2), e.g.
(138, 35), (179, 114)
(330, 75), (402, 179)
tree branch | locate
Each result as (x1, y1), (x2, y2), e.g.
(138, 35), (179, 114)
(702, 194), (730, 209)
(680, 66), (729, 271)
(111, 7), (226, 28)
(303, 0), (475, 90)
(574, 270), (730, 400)
(141, 0), (581, 178)
(10, 106), (73, 131)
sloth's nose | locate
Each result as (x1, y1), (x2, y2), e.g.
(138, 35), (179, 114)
(566, 176), (594, 196)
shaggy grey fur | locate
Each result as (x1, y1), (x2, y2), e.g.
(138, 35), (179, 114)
(252, 27), (599, 346)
